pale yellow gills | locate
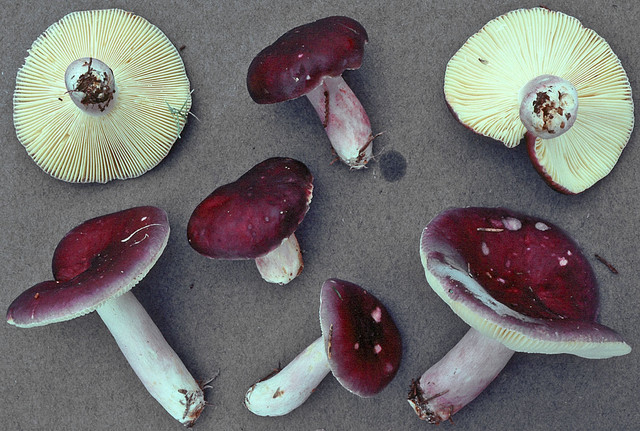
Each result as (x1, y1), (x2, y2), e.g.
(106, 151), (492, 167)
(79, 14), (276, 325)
(444, 8), (633, 194)
(13, 9), (192, 183)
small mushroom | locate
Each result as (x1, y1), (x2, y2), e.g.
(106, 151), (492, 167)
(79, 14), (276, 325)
(409, 207), (631, 423)
(444, 8), (634, 194)
(247, 16), (374, 169)
(244, 279), (402, 416)
(6, 207), (206, 426)
(13, 9), (192, 182)
(187, 157), (313, 284)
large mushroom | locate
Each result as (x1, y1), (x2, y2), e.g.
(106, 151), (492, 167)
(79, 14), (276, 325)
(409, 207), (631, 423)
(247, 16), (374, 169)
(6, 207), (206, 426)
(13, 9), (192, 183)
(444, 8), (634, 194)
(244, 278), (402, 416)
(187, 157), (313, 285)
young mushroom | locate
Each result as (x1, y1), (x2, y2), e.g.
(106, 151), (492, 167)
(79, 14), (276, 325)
(6, 207), (206, 426)
(244, 278), (402, 416)
(409, 207), (631, 423)
(247, 16), (374, 169)
(187, 157), (313, 285)
(13, 9), (192, 182)
(444, 8), (634, 194)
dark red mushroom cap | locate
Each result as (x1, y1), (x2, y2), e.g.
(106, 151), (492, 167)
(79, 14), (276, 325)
(187, 157), (313, 260)
(247, 16), (368, 104)
(319, 279), (402, 397)
(6, 206), (170, 328)
(420, 207), (630, 358)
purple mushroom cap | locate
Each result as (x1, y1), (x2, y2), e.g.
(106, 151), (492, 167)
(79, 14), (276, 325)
(319, 278), (402, 397)
(247, 16), (368, 104)
(7, 206), (170, 327)
(420, 207), (630, 358)
(187, 157), (313, 260)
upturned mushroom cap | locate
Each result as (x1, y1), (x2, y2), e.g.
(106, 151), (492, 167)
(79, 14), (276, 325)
(247, 16), (368, 104)
(444, 8), (634, 194)
(319, 279), (402, 397)
(420, 207), (630, 359)
(7, 206), (169, 327)
(13, 9), (192, 183)
(187, 157), (313, 260)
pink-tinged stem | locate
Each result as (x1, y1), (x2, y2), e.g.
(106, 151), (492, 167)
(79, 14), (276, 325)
(254, 233), (303, 285)
(96, 291), (205, 426)
(408, 328), (514, 423)
(244, 336), (330, 416)
(305, 75), (373, 169)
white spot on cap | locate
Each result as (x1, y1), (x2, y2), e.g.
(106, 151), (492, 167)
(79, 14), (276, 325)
(371, 307), (382, 323)
(374, 344), (382, 354)
(481, 242), (490, 256)
(354, 342), (359, 350)
(502, 217), (522, 231)
(559, 257), (568, 266)
(567, 250), (572, 256)
(384, 362), (394, 373)
(141, 216), (147, 221)
(535, 222), (550, 231)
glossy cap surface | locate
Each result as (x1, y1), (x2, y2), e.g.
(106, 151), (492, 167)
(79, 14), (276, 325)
(7, 206), (170, 327)
(320, 278), (402, 396)
(247, 16), (368, 104)
(187, 157), (313, 259)
(420, 207), (630, 358)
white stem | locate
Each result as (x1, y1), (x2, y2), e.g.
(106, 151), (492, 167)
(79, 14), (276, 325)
(305, 75), (373, 169)
(408, 328), (514, 423)
(64, 57), (117, 115)
(254, 233), (303, 285)
(96, 291), (205, 426)
(244, 336), (330, 416)
(518, 74), (577, 139)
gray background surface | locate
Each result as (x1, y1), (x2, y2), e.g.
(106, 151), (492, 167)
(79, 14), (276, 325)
(1, 1), (638, 430)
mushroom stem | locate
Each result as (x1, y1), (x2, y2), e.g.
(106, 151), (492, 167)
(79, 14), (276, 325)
(65, 57), (117, 115)
(244, 336), (330, 416)
(96, 291), (205, 426)
(305, 75), (373, 169)
(518, 74), (578, 139)
(408, 327), (514, 423)
(254, 233), (303, 285)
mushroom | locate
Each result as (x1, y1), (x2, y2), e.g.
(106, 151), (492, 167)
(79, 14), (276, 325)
(409, 207), (631, 423)
(187, 157), (313, 284)
(13, 9), (192, 183)
(247, 16), (374, 169)
(444, 8), (634, 194)
(244, 278), (402, 416)
(6, 206), (206, 426)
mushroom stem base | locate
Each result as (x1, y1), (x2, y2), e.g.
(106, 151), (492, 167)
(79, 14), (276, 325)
(244, 336), (330, 416)
(255, 233), (303, 285)
(96, 291), (205, 426)
(408, 328), (514, 423)
(305, 75), (373, 169)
